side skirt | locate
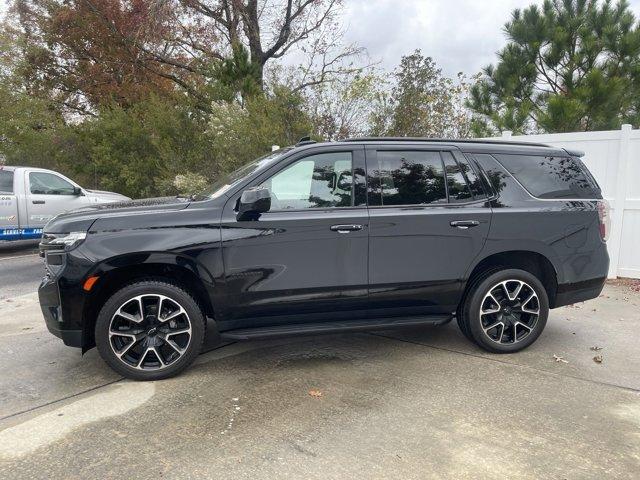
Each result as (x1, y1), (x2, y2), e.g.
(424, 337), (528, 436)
(219, 314), (452, 341)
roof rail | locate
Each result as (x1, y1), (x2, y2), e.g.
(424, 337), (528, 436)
(563, 148), (585, 157)
(296, 136), (316, 147)
(341, 137), (551, 148)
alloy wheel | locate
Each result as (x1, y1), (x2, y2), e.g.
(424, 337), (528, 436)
(479, 280), (540, 345)
(108, 294), (192, 370)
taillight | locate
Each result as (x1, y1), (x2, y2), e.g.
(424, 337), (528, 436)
(597, 200), (611, 242)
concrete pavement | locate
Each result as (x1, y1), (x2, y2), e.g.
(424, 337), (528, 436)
(0, 242), (42, 300)
(0, 283), (638, 479)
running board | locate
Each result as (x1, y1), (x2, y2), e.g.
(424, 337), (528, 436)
(219, 315), (452, 341)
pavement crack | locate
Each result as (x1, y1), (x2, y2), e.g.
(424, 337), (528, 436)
(0, 378), (124, 423)
(369, 332), (640, 394)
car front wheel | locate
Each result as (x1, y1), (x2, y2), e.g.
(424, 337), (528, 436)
(95, 280), (206, 380)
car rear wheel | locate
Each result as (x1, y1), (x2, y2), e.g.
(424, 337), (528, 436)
(95, 280), (205, 380)
(459, 269), (549, 353)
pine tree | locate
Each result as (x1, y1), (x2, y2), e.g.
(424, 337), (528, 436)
(467, 0), (640, 135)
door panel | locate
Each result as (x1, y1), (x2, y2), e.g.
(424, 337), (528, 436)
(218, 146), (369, 330)
(0, 169), (22, 240)
(25, 171), (89, 229)
(366, 146), (491, 316)
(368, 204), (490, 314)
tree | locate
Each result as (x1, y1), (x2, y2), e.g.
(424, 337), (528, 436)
(0, 30), (66, 169)
(4, 0), (361, 114)
(467, 0), (640, 135)
(78, 97), (216, 198)
(306, 72), (383, 140)
(6, 0), (190, 114)
(371, 51), (474, 138)
(208, 84), (313, 173)
(180, 0), (362, 88)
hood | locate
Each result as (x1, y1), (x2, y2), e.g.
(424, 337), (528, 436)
(85, 189), (130, 201)
(44, 196), (191, 233)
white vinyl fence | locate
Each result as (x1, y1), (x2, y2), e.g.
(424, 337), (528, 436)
(488, 125), (640, 279)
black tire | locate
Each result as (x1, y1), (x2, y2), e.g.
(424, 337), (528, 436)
(458, 268), (549, 353)
(95, 279), (206, 381)
(456, 266), (503, 342)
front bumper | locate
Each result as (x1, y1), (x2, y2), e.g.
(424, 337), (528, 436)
(38, 243), (95, 349)
(38, 274), (84, 347)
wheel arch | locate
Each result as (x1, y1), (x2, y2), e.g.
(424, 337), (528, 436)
(81, 253), (216, 350)
(463, 250), (559, 309)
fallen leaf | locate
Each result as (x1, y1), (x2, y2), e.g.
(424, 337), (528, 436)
(308, 389), (323, 398)
(590, 346), (602, 351)
(553, 354), (569, 364)
(593, 355), (603, 364)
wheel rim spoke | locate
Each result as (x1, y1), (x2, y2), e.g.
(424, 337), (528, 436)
(515, 321), (533, 332)
(497, 324), (505, 343)
(164, 337), (186, 354)
(151, 347), (165, 367)
(167, 327), (191, 336)
(110, 333), (139, 357)
(109, 293), (192, 371)
(114, 309), (140, 323)
(161, 308), (186, 323)
(483, 320), (503, 332)
(503, 280), (523, 301)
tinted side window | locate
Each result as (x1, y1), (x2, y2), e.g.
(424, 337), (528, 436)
(441, 152), (473, 202)
(0, 170), (13, 193)
(456, 154), (486, 199)
(495, 154), (600, 199)
(261, 152), (353, 210)
(368, 151), (446, 206)
(29, 172), (76, 195)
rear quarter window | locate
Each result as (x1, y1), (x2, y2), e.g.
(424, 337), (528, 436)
(0, 170), (13, 193)
(494, 154), (600, 199)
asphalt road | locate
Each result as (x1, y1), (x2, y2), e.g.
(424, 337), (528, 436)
(0, 275), (639, 479)
(0, 241), (43, 300)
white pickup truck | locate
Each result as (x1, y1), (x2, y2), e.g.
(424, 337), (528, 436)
(0, 166), (130, 242)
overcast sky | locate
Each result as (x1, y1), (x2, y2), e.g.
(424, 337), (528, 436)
(340, 0), (640, 77)
(2, 0), (639, 78)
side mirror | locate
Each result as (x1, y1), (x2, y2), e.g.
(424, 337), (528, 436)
(237, 186), (271, 220)
(72, 186), (83, 196)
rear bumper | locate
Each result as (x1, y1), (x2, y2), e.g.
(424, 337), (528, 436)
(553, 277), (606, 308)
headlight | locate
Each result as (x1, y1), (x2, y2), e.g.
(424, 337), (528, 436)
(40, 231), (87, 252)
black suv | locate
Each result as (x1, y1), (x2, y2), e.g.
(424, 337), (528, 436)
(38, 138), (610, 380)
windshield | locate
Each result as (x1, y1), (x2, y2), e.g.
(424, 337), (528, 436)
(201, 147), (294, 199)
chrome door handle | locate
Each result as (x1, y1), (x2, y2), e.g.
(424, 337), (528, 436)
(330, 224), (363, 233)
(450, 220), (480, 229)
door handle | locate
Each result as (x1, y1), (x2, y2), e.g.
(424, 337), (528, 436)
(32, 200), (46, 205)
(450, 220), (480, 229)
(330, 224), (363, 233)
